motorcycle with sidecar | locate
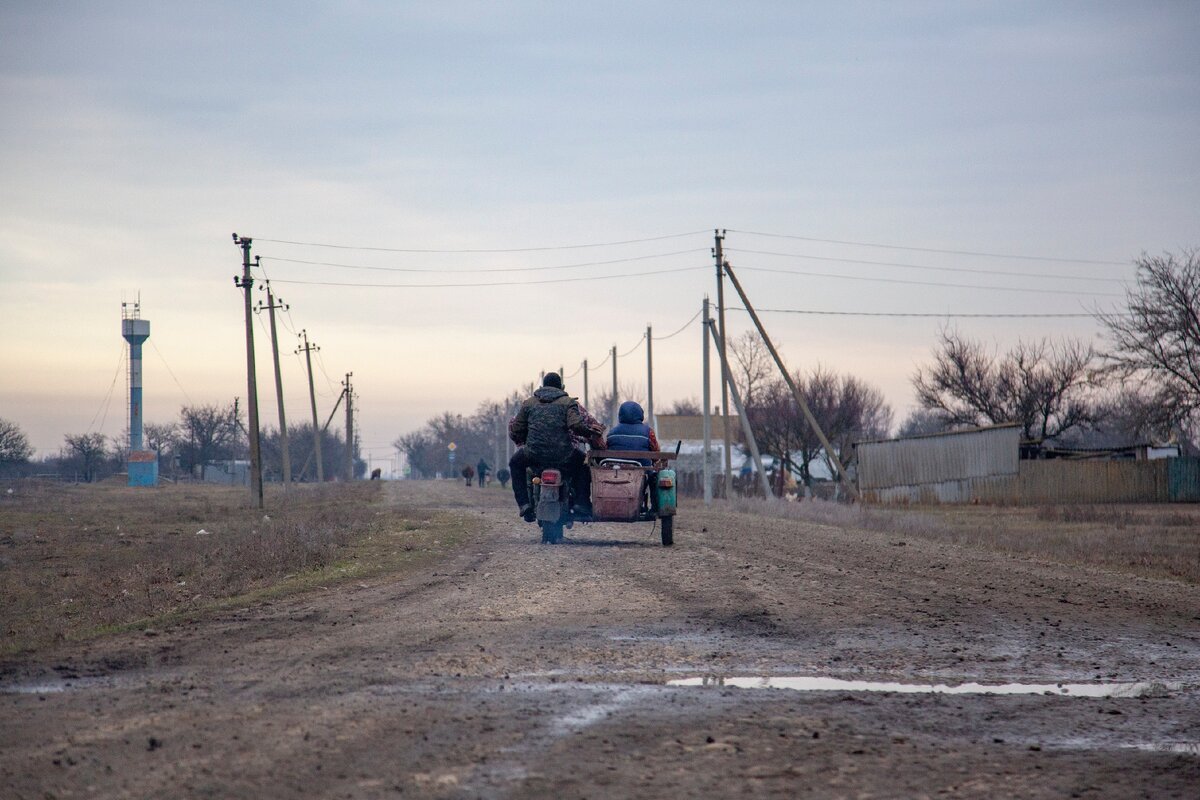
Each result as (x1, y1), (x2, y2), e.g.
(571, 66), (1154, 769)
(527, 449), (679, 546)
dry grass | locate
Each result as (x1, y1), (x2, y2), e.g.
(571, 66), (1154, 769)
(728, 496), (1200, 585)
(0, 481), (468, 656)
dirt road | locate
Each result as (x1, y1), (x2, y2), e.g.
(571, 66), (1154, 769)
(3, 481), (1198, 798)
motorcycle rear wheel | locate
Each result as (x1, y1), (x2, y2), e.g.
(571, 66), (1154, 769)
(540, 521), (564, 544)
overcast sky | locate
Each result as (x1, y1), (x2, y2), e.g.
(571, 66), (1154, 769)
(2, 1), (1197, 467)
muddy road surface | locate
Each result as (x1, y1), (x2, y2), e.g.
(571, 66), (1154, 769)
(3, 481), (1198, 798)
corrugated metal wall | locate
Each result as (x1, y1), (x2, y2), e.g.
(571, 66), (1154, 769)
(857, 425), (1020, 490)
(1169, 458), (1200, 502)
(1015, 460), (1169, 504)
(856, 427), (1200, 504)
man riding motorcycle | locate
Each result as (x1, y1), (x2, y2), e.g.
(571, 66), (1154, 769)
(508, 372), (605, 522)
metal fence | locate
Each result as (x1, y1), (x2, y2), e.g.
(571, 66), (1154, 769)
(862, 457), (1200, 505)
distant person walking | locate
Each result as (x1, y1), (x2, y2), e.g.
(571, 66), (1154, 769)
(476, 459), (490, 487)
(461, 464), (475, 487)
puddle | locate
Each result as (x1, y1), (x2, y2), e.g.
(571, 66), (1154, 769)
(1126, 742), (1200, 755)
(0, 677), (113, 694)
(668, 675), (1189, 698)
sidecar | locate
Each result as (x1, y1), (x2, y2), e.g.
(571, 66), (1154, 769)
(585, 449), (679, 546)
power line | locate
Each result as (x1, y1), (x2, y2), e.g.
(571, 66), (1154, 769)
(619, 333), (646, 358)
(589, 350), (612, 370)
(87, 344), (126, 435)
(258, 248), (707, 274)
(563, 362), (585, 379)
(736, 264), (1121, 297)
(724, 247), (1127, 283)
(732, 307), (1104, 319)
(267, 264), (708, 289)
(252, 229), (710, 254)
(315, 348), (339, 396)
(726, 229), (1128, 266)
(255, 268), (300, 335)
(652, 308), (703, 340)
(148, 340), (194, 405)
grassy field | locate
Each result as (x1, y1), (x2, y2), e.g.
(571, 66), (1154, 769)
(732, 497), (1200, 585)
(0, 480), (470, 657)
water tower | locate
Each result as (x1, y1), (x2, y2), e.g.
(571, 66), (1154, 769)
(122, 300), (158, 486)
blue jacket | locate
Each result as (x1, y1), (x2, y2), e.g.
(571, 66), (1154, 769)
(607, 401), (654, 464)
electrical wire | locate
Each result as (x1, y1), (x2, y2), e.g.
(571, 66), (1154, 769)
(315, 349), (339, 396)
(278, 310), (298, 337)
(619, 333), (646, 358)
(563, 362), (585, 380)
(589, 350), (612, 370)
(267, 264), (708, 289)
(726, 229), (1128, 266)
(734, 264), (1121, 297)
(254, 265), (300, 337)
(251, 229), (710, 254)
(652, 308), (703, 340)
(149, 340), (194, 405)
(724, 248), (1127, 283)
(731, 307), (1104, 319)
(258, 248), (707, 274)
(87, 345), (126, 435)
(253, 301), (274, 343)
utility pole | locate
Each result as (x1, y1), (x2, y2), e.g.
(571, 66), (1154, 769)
(723, 261), (862, 502)
(583, 359), (589, 409)
(344, 372), (354, 482)
(505, 399), (514, 462)
(257, 283), (290, 490)
(646, 324), (654, 432)
(714, 229), (732, 497)
(493, 405), (502, 478)
(297, 329), (323, 482)
(708, 318), (773, 500)
(702, 296), (712, 504)
(232, 234), (264, 509)
(610, 344), (618, 427)
(297, 385), (344, 480)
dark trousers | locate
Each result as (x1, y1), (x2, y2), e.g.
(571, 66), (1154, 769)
(509, 447), (591, 509)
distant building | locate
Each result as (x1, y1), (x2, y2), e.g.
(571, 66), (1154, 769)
(197, 460), (250, 486)
(855, 424), (1198, 504)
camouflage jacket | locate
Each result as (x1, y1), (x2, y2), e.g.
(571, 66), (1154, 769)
(509, 388), (605, 462)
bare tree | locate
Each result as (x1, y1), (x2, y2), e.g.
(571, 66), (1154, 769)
(0, 418), (33, 464)
(143, 422), (178, 454)
(1098, 249), (1200, 422)
(62, 433), (109, 483)
(393, 429), (441, 479)
(590, 382), (644, 429)
(822, 373), (893, 476)
(747, 366), (892, 490)
(665, 397), (702, 415)
(912, 329), (1096, 440)
(178, 403), (239, 480)
(728, 331), (775, 410)
(897, 408), (951, 437)
(143, 421), (180, 480)
(1061, 385), (1196, 453)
